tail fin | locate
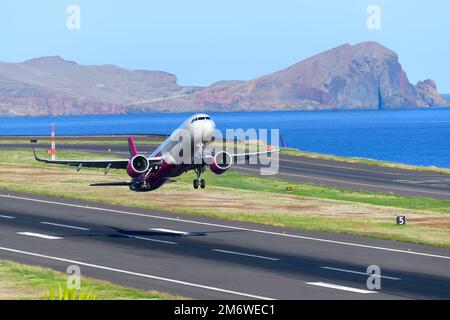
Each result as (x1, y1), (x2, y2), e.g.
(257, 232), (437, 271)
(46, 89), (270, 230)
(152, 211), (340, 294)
(128, 136), (138, 157)
(279, 134), (286, 148)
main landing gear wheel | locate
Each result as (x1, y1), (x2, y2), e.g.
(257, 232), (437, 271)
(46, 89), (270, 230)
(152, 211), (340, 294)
(193, 164), (206, 190)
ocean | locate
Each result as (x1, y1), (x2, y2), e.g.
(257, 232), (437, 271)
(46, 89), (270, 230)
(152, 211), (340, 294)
(1, 108), (450, 168)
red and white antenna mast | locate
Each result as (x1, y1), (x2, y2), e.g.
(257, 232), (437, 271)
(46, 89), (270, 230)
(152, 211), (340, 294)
(50, 123), (56, 160)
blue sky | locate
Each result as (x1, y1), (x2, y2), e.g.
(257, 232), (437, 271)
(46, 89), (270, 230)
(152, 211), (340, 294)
(0, 1), (449, 91)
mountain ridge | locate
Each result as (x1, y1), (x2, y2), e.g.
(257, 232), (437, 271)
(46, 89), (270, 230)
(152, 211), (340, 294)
(0, 41), (448, 116)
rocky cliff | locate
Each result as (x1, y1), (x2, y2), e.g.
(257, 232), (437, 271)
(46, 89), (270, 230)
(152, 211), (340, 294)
(148, 42), (449, 112)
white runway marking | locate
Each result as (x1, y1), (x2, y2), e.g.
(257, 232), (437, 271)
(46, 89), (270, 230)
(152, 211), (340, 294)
(129, 235), (177, 245)
(0, 246), (273, 300)
(151, 228), (189, 236)
(213, 249), (280, 261)
(17, 232), (62, 240)
(394, 179), (443, 184)
(0, 215), (15, 219)
(1, 194), (450, 260)
(40, 222), (90, 231)
(321, 266), (401, 280)
(307, 282), (377, 294)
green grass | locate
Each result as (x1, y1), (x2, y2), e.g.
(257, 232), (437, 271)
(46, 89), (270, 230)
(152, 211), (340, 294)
(14, 148), (450, 214)
(1, 149), (450, 248)
(194, 171), (450, 214)
(0, 260), (185, 300)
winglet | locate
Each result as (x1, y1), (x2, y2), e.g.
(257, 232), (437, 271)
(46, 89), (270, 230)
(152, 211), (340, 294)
(128, 136), (138, 157)
(32, 149), (45, 163)
(32, 149), (40, 161)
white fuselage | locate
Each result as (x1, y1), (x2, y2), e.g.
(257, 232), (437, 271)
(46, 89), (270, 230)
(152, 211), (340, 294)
(149, 113), (216, 165)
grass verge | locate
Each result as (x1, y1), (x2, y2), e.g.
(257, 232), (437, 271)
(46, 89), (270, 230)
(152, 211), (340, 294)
(0, 260), (185, 300)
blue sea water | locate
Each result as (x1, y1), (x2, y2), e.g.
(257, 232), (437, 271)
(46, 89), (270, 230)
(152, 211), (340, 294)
(1, 108), (450, 168)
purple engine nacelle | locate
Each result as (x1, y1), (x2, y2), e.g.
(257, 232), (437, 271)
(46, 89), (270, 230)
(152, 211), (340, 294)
(127, 155), (150, 178)
(210, 151), (233, 175)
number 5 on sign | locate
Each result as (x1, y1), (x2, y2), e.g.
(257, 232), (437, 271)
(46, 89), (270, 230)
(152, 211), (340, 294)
(396, 216), (406, 225)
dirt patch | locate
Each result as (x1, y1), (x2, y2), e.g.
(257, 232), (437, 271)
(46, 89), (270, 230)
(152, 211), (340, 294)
(409, 217), (450, 229)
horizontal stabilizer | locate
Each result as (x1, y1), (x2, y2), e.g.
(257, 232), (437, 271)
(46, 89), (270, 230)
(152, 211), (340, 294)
(90, 182), (132, 187)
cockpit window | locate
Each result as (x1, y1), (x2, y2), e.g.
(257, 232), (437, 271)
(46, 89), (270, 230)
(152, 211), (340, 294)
(191, 116), (211, 123)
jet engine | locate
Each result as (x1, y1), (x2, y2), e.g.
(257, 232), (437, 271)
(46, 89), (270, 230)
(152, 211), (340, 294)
(210, 151), (232, 175)
(127, 155), (150, 178)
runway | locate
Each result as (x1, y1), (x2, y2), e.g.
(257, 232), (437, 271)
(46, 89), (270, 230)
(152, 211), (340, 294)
(0, 190), (449, 299)
(1, 136), (450, 200)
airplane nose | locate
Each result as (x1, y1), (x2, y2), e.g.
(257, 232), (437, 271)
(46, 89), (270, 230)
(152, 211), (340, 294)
(202, 120), (215, 142)
(191, 119), (215, 143)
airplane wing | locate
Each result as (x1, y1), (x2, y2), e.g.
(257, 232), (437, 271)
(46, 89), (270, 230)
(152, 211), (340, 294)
(203, 149), (279, 163)
(33, 149), (162, 169)
(231, 149), (279, 161)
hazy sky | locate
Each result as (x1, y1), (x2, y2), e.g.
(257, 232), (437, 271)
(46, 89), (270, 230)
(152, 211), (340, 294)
(1, 1), (449, 91)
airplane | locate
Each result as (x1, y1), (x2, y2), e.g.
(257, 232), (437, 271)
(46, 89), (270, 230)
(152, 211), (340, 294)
(33, 113), (279, 192)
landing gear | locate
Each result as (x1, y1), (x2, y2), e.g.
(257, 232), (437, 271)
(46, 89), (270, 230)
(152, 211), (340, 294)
(193, 165), (206, 190)
(193, 179), (206, 189)
(129, 181), (151, 192)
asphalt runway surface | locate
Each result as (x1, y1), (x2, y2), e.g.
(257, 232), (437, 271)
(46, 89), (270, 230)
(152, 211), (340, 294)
(1, 136), (450, 200)
(0, 190), (449, 300)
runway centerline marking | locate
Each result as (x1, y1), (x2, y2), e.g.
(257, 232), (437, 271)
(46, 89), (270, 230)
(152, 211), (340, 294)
(40, 222), (90, 231)
(1, 194), (450, 261)
(0, 246), (273, 300)
(150, 228), (189, 236)
(213, 249), (280, 261)
(128, 235), (177, 245)
(0, 215), (15, 219)
(307, 282), (377, 294)
(17, 232), (62, 240)
(321, 267), (401, 280)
